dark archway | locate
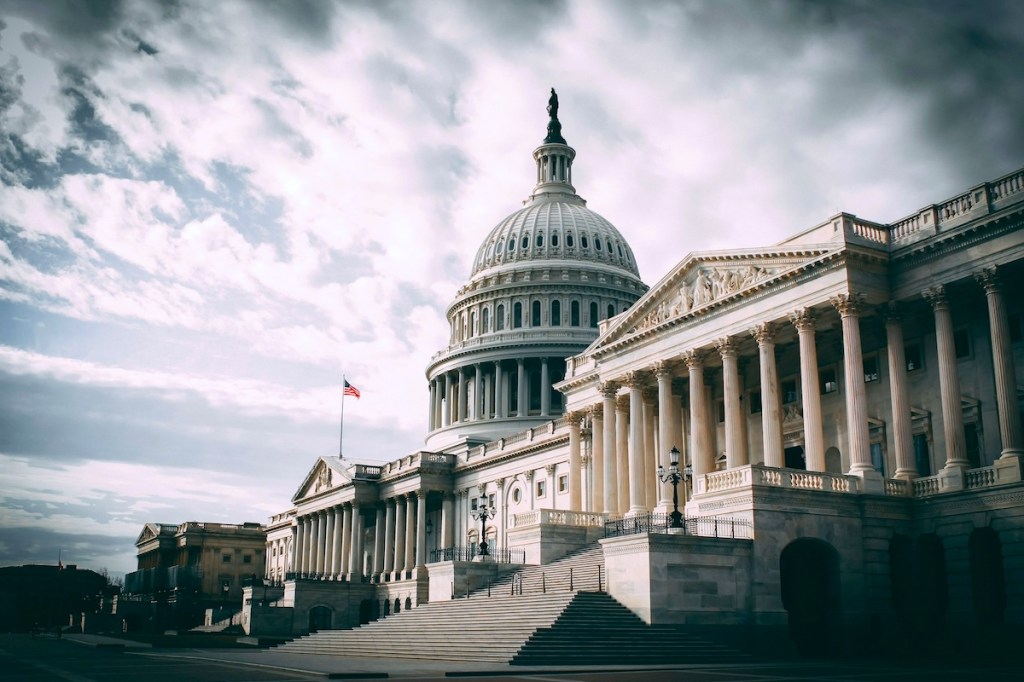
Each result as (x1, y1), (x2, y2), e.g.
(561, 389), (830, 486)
(393, 598), (401, 614)
(382, 599), (390, 617)
(780, 538), (841, 657)
(969, 527), (1005, 626)
(404, 596), (412, 611)
(912, 534), (948, 637)
(308, 605), (332, 632)
(888, 534), (914, 627)
(358, 599), (373, 625)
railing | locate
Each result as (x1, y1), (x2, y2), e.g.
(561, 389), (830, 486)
(510, 509), (606, 528)
(989, 168), (1024, 203)
(353, 464), (382, 478)
(911, 475), (941, 497)
(428, 546), (526, 564)
(699, 465), (859, 495)
(884, 479), (910, 497)
(965, 466), (997, 489)
(938, 191), (975, 223)
(603, 513), (752, 540)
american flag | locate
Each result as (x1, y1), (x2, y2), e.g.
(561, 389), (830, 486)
(343, 380), (361, 399)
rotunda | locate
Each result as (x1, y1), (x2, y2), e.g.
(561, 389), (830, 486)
(425, 90), (647, 450)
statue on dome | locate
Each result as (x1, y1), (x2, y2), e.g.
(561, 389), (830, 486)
(544, 87), (567, 144)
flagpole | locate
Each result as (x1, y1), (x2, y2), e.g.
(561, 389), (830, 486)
(339, 374), (346, 458)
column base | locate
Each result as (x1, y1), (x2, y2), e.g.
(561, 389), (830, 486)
(849, 466), (884, 494)
(939, 464), (968, 492)
(994, 453), (1023, 483)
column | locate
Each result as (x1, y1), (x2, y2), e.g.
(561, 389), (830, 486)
(474, 363), (484, 421)
(347, 504), (362, 580)
(415, 492), (427, 568)
(922, 285), (967, 473)
(404, 493), (416, 574)
(323, 507), (335, 579)
(339, 504), (351, 577)
(656, 362), (675, 511)
(383, 499), (396, 575)
(428, 380), (436, 431)
(311, 512), (323, 577)
(715, 337), (748, 470)
(517, 358), (527, 417)
(567, 411), (583, 510)
(685, 350), (711, 479)
(790, 310), (825, 472)
(290, 524), (300, 577)
(977, 267), (1024, 462)
(495, 361), (506, 418)
(293, 516), (305, 577)
(831, 294), (876, 477)
(483, 370), (492, 419)
(540, 357), (551, 416)
(752, 323), (784, 468)
(601, 383), (619, 514)
(373, 505), (386, 579)
(495, 478), (506, 546)
(441, 492), (454, 549)
(441, 373), (450, 427)
(616, 395), (630, 515)
(885, 305), (917, 479)
(589, 405), (605, 513)
(643, 388), (657, 511)
(457, 367), (468, 423)
(393, 496), (407, 578)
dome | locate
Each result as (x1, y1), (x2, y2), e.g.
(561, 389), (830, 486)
(471, 198), (641, 279)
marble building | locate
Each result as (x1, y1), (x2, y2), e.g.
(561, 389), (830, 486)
(253, 93), (1024, 653)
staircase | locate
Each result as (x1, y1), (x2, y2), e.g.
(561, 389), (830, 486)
(277, 541), (751, 664)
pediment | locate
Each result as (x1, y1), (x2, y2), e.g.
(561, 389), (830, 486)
(292, 456), (353, 503)
(592, 246), (839, 350)
(135, 522), (174, 547)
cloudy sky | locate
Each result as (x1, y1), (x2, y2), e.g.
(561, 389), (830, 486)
(1, 0), (1022, 576)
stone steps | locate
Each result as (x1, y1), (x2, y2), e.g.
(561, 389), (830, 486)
(476, 544), (606, 597)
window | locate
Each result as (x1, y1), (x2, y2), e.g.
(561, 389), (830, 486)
(954, 327), (971, 359)
(749, 389), (762, 414)
(820, 367), (838, 394)
(513, 302), (522, 328)
(571, 300), (580, 327)
(507, 238), (515, 252)
(551, 300), (561, 326)
(914, 433), (931, 476)
(469, 311), (476, 338)
(482, 307), (490, 333)
(531, 300), (541, 326)
(496, 304), (505, 331)
(618, 244), (624, 258)
(488, 493), (496, 508)
(595, 237), (602, 251)
(551, 233), (559, 247)
(471, 497), (479, 511)
(863, 355), (880, 382)
(536, 233), (544, 248)
(521, 235), (529, 249)
(558, 474), (568, 493)
(243, 555), (253, 564)
(782, 379), (798, 404)
(536, 479), (547, 498)
(905, 342), (923, 372)
(566, 233), (574, 247)
(222, 554), (232, 564)
(581, 235), (589, 249)
(870, 442), (885, 476)
(607, 303), (615, 319)
(511, 487), (522, 503)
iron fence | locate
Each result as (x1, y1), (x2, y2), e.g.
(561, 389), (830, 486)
(429, 545), (526, 564)
(603, 512), (752, 539)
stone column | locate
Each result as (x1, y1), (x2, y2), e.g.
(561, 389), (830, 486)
(339, 505), (351, 577)
(589, 405), (605, 513)
(643, 388), (658, 511)
(885, 305), (917, 480)
(601, 383), (619, 514)
(685, 350), (711, 478)
(752, 323), (784, 468)
(495, 361), (506, 419)
(457, 367), (468, 423)
(404, 493), (416, 574)
(311, 512), (323, 577)
(923, 285), (969, 477)
(483, 370), (492, 419)
(373, 505), (385, 579)
(428, 380), (436, 431)
(383, 499), (396, 575)
(393, 496), (406, 578)
(715, 337), (748, 470)
(415, 492), (427, 568)
(474, 363), (483, 421)
(324, 507), (336, 579)
(655, 362), (675, 511)
(348, 504), (362, 580)
(495, 477), (507, 547)
(293, 516), (305, 577)
(616, 394), (630, 515)
(831, 294), (877, 483)
(567, 411), (583, 510)
(540, 357), (551, 417)
(440, 373), (450, 428)
(790, 310), (825, 472)
(290, 524), (300, 577)
(441, 492), (454, 549)
(976, 268), (1024, 466)
(517, 358), (527, 417)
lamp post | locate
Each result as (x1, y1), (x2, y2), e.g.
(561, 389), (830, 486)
(470, 493), (496, 558)
(657, 446), (687, 529)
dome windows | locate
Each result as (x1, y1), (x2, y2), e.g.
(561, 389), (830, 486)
(551, 299), (561, 326)
(507, 238), (515, 252)
(566, 233), (574, 248)
(482, 308), (490, 334)
(589, 301), (598, 328)
(581, 235), (589, 249)
(496, 304), (505, 331)
(521, 235), (529, 249)
(551, 233), (559, 247)
(571, 300), (580, 327)
(536, 233), (544, 248)
(595, 237), (602, 251)
(513, 302), (523, 328)
(531, 300), (541, 326)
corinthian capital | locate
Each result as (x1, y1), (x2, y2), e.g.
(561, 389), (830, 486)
(682, 349), (708, 369)
(565, 410), (584, 426)
(623, 370), (647, 389)
(974, 266), (1001, 294)
(599, 381), (619, 399)
(789, 308), (816, 332)
(829, 292), (865, 317)
(921, 284), (948, 310)
(750, 321), (776, 344)
(713, 336), (737, 357)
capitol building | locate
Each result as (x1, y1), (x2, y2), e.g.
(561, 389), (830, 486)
(248, 93), (1024, 658)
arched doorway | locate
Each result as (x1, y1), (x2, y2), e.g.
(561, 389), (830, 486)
(780, 538), (841, 656)
(308, 605), (332, 632)
(912, 534), (948, 638)
(969, 527), (1005, 626)
(358, 599), (373, 625)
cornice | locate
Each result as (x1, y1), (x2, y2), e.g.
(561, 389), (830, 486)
(891, 209), (1023, 270)
(454, 433), (570, 474)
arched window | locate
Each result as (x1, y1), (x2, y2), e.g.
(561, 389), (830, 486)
(551, 300), (561, 326)
(589, 301), (597, 328)
(536, 233), (544, 248)
(595, 237), (602, 251)
(513, 302), (522, 328)
(496, 304), (505, 331)
(551, 233), (559, 247)
(482, 307), (490, 333)
(571, 300), (580, 326)
(507, 238), (515, 252)
(531, 300), (541, 326)
(618, 244), (624, 258)
(521, 235), (529, 249)
(469, 311), (476, 338)
(566, 233), (574, 247)
(581, 235), (589, 249)
(607, 303), (614, 319)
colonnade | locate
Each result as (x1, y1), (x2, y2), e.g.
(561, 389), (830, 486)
(568, 273), (1022, 513)
(428, 357), (557, 431)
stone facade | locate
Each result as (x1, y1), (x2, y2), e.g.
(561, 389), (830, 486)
(259, 95), (1024, 653)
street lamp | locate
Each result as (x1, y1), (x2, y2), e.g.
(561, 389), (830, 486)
(470, 493), (496, 557)
(657, 446), (686, 529)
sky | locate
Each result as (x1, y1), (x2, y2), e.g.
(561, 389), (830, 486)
(1, 0), (1022, 576)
